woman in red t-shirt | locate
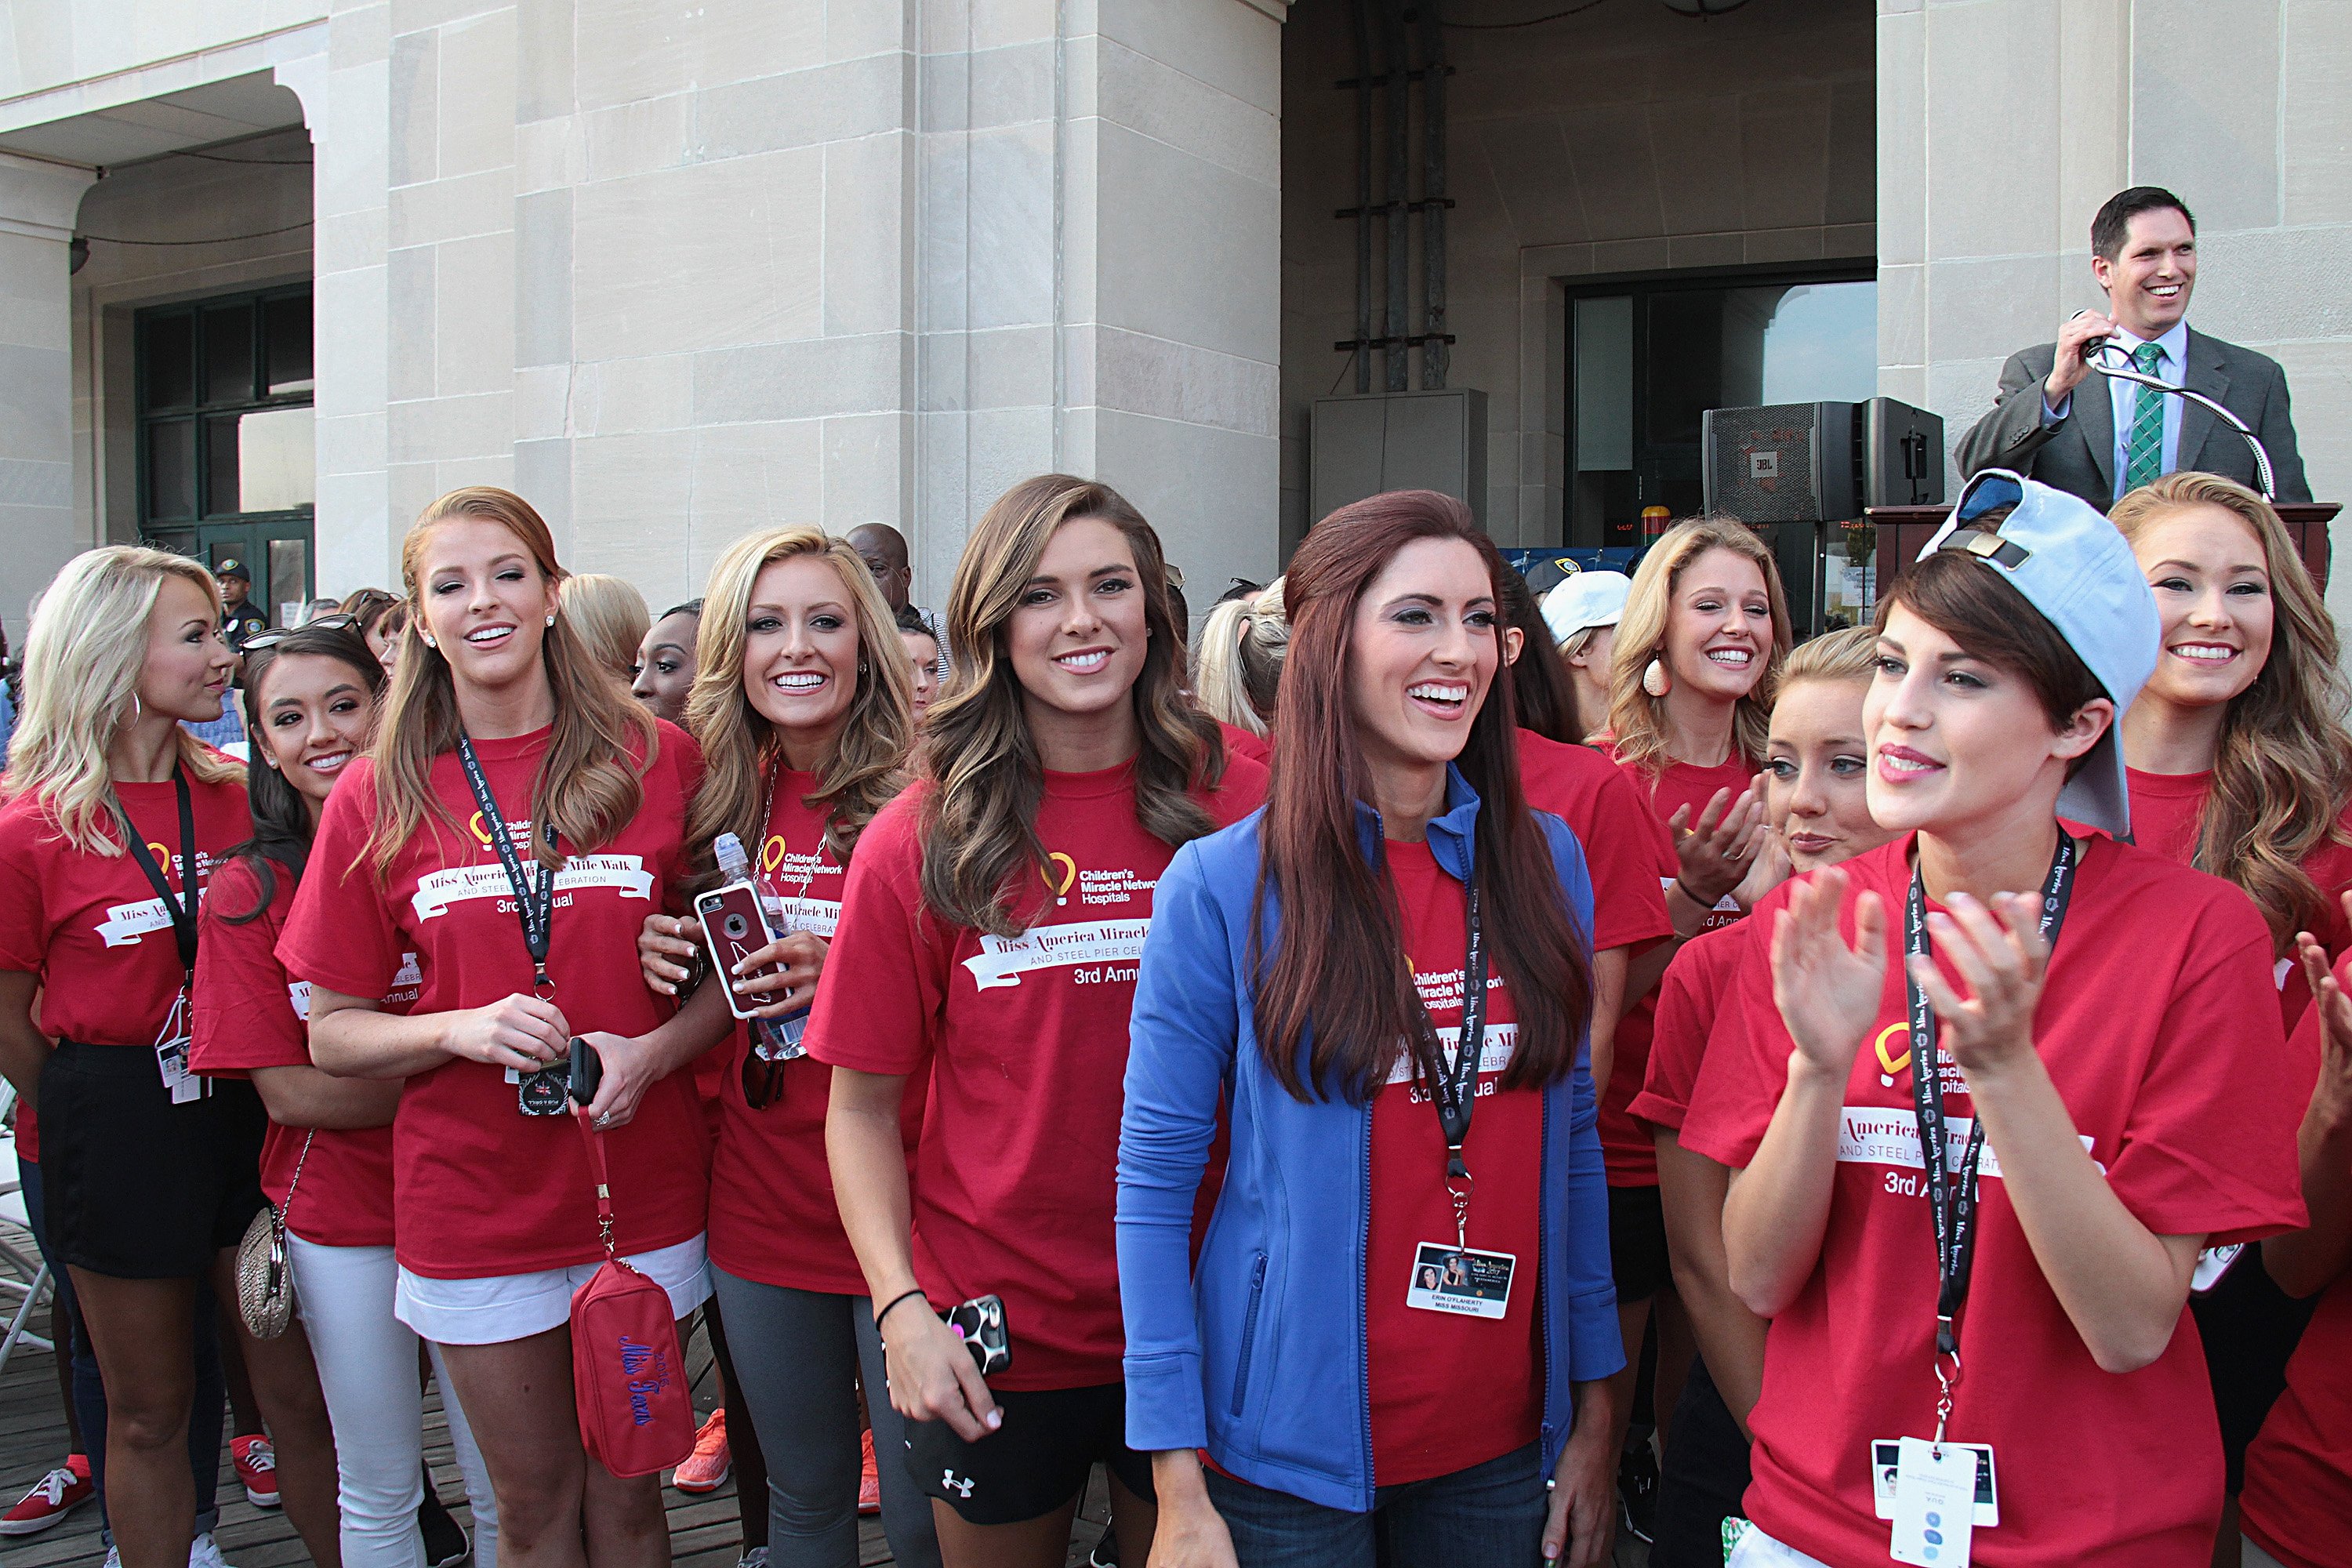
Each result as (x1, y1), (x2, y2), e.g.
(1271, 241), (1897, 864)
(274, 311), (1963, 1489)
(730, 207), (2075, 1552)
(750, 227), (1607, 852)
(191, 619), (499, 1568)
(2240, 935), (2352, 1568)
(0, 547), (276, 1568)
(2109, 470), (2352, 1543)
(1693, 474), (2309, 1568)
(814, 475), (1265, 1567)
(277, 487), (713, 1559)
(1634, 626), (1893, 1567)
(632, 525), (938, 1567)
(1591, 517), (1791, 1522)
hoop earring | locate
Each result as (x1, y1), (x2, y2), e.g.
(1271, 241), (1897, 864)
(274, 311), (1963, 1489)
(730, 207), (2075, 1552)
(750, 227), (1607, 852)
(1642, 658), (1671, 698)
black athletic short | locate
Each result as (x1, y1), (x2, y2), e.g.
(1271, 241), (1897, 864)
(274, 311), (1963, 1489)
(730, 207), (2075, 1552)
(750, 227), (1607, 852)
(902, 1381), (1156, 1526)
(39, 1039), (267, 1279)
(1653, 1355), (1752, 1568)
(1610, 1183), (1671, 1303)
(2191, 1250), (2318, 1494)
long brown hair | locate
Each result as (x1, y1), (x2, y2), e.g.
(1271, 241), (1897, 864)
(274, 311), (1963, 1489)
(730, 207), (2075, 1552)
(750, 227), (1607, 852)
(2111, 473), (2352, 949)
(365, 487), (656, 873)
(1606, 516), (1792, 776)
(683, 526), (913, 877)
(919, 475), (1224, 936)
(1252, 491), (1593, 1103)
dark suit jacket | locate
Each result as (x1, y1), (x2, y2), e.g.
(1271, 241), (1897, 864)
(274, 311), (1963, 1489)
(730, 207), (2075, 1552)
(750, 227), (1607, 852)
(1955, 327), (2310, 509)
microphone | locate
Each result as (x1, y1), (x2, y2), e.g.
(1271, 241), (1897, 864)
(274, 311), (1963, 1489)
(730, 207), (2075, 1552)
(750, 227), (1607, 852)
(2081, 337), (2278, 500)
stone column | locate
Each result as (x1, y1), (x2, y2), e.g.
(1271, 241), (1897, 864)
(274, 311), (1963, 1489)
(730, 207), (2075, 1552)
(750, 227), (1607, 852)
(0, 151), (99, 642)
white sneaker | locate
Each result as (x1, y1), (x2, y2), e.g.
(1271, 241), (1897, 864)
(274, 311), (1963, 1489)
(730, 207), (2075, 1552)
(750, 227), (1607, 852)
(103, 1548), (119, 1568)
(189, 1531), (236, 1568)
(739, 1551), (768, 1568)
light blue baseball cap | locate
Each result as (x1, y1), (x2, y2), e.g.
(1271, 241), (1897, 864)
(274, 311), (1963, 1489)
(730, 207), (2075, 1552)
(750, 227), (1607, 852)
(1918, 469), (2159, 838)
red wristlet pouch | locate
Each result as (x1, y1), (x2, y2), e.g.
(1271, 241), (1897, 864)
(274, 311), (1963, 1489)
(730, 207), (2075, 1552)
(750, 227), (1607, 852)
(568, 1112), (695, 1477)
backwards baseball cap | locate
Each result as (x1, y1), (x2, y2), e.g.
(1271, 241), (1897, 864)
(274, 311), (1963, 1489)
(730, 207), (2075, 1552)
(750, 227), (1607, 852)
(1541, 570), (1632, 644)
(1918, 470), (2159, 838)
(216, 559), (250, 581)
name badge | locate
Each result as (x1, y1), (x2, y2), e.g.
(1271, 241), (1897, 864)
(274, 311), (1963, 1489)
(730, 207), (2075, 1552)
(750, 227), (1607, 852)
(1404, 1242), (1515, 1319)
(153, 989), (205, 1105)
(1871, 1439), (1998, 1526)
(1888, 1437), (1979, 1566)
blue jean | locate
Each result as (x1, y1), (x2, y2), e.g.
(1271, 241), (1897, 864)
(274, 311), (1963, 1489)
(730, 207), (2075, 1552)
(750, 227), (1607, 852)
(1204, 1441), (1547, 1568)
(22, 1157), (225, 1541)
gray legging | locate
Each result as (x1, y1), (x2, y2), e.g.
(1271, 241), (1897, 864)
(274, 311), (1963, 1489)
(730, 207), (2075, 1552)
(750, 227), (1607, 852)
(708, 1269), (940, 1568)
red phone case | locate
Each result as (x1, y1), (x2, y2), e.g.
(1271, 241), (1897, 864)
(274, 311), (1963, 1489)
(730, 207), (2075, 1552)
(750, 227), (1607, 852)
(694, 882), (783, 1021)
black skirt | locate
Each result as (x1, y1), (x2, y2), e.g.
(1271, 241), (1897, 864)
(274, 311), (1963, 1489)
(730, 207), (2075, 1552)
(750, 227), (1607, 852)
(38, 1038), (267, 1279)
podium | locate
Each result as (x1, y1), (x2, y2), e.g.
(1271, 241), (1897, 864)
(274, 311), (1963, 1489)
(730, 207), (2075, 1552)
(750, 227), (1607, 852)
(1849, 502), (2341, 619)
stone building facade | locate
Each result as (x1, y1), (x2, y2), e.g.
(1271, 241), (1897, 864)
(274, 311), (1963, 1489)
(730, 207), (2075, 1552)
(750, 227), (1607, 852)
(1, 0), (2347, 642)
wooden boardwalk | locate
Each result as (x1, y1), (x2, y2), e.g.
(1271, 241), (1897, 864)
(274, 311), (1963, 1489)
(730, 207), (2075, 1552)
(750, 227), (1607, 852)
(0, 1265), (1112, 1568)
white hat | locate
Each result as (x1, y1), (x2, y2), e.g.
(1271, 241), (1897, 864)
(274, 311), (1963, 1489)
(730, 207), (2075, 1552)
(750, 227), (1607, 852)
(1920, 470), (2160, 839)
(1541, 570), (1632, 644)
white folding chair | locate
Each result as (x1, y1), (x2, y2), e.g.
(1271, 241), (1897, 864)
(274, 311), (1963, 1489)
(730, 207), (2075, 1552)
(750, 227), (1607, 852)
(0, 1080), (55, 1369)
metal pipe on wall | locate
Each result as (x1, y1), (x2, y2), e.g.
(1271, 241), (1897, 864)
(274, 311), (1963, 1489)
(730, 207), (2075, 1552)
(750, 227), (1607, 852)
(1350, 0), (1373, 394)
(1383, 0), (1410, 392)
(1419, 2), (1448, 390)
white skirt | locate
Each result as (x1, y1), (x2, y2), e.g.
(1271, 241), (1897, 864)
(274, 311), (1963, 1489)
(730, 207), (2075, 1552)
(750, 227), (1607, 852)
(392, 1232), (712, 1345)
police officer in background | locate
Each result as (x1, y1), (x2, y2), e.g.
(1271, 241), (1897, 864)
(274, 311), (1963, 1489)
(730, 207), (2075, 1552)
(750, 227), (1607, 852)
(216, 560), (270, 648)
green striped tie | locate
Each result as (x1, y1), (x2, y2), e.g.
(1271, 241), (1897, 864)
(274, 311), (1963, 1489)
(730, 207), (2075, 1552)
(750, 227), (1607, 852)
(2123, 341), (2168, 491)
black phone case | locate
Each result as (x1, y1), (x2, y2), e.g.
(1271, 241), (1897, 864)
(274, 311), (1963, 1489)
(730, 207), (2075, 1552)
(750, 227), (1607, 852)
(568, 1036), (603, 1107)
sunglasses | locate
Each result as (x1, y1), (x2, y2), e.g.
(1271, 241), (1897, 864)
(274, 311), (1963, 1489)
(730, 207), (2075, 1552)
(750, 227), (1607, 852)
(740, 1026), (808, 1110)
(240, 613), (361, 653)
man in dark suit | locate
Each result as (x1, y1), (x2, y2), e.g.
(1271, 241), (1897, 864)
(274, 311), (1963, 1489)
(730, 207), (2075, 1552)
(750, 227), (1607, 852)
(1956, 187), (2309, 508)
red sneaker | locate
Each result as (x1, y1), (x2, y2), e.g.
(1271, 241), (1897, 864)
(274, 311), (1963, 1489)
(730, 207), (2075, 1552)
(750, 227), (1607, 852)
(231, 1435), (279, 1508)
(673, 1408), (731, 1494)
(0, 1457), (93, 1536)
(858, 1428), (880, 1515)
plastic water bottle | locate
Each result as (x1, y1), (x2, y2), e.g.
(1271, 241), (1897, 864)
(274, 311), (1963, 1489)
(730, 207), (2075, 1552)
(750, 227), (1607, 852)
(713, 833), (807, 1058)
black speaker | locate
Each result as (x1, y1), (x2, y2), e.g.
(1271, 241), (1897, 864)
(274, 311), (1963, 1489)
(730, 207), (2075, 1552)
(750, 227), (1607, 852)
(1701, 402), (1859, 523)
(1859, 397), (1945, 506)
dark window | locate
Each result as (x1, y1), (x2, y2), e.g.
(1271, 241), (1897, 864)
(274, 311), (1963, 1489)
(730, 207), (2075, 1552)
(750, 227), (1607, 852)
(136, 285), (317, 625)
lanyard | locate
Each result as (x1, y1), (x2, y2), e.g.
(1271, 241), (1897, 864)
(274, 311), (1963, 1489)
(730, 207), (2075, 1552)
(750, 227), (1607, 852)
(114, 768), (198, 981)
(1905, 832), (2074, 1432)
(1411, 861), (1486, 1247)
(456, 735), (558, 997)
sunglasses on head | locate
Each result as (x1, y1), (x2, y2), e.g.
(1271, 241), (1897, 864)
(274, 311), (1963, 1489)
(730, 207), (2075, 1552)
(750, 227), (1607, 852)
(239, 613), (361, 654)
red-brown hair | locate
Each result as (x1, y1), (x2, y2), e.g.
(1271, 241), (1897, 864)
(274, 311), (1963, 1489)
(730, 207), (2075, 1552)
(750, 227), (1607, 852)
(1251, 491), (1594, 1102)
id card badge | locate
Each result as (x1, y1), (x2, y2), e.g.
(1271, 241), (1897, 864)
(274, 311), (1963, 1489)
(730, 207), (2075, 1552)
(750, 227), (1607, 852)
(153, 988), (203, 1105)
(1871, 1441), (1998, 1526)
(1403, 1242), (1515, 1319)
(1889, 1437), (1978, 1566)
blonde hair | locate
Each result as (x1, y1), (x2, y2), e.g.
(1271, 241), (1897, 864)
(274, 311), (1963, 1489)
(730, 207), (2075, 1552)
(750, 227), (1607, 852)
(922, 474), (1224, 936)
(1192, 578), (1289, 739)
(3, 546), (243, 853)
(366, 488), (657, 874)
(2111, 472), (2352, 949)
(558, 575), (652, 684)
(1606, 516), (1793, 777)
(1782, 625), (1879, 689)
(683, 528), (913, 871)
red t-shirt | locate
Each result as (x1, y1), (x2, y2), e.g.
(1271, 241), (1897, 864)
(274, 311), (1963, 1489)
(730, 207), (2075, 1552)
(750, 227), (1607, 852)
(1365, 837), (1543, 1485)
(277, 722), (711, 1279)
(1218, 721), (1272, 768)
(0, 768), (250, 1047)
(2128, 766), (2352, 1028)
(2239, 974), (2350, 1568)
(191, 855), (418, 1249)
(707, 771), (924, 1295)
(1681, 834), (2310, 1568)
(1627, 920), (1753, 1135)
(807, 753), (1267, 1391)
(1601, 747), (1753, 1186)
(1515, 730), (1674, 956)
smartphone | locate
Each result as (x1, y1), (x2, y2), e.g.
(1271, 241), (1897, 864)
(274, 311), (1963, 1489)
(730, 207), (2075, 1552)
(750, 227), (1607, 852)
(568, 1036), (603, 1108)
(941, 1294), (1011, 1377)
(695, 881), (786, 1022)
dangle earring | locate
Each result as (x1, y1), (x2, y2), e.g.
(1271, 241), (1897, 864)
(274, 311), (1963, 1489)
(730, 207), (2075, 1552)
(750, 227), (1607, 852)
(1642, 658), (1671, 698)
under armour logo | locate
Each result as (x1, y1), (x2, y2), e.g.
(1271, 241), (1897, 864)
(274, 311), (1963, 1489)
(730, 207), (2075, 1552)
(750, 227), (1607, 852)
(942, 1469), (975, 1499)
